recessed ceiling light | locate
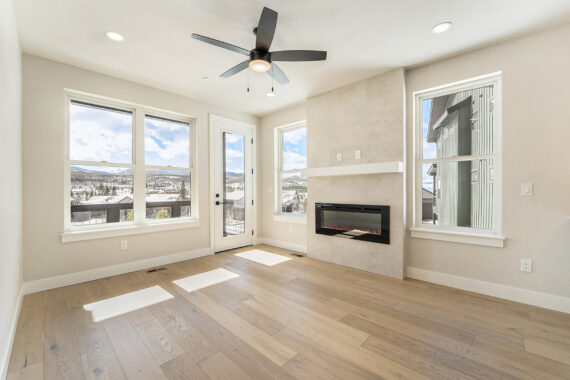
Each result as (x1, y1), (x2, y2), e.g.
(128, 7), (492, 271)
(431, 22), (452, 34)
(266, 89), (276, 97)
(106, 32), (124, 41)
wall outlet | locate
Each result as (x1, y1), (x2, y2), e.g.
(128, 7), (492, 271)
(520, 258), (532, 273)
(121, 240), (128, 250)
(355, 150), (361, 160)
(336, 152), (342, 161)
(521, 183), (533, 196)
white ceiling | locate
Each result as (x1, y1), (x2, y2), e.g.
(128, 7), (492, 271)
(14, 0), (570, 116)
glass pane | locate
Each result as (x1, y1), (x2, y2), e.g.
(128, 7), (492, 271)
(422, 85), (495, 159)
(69, 101), (133, 164)
(70, 165), (133, 226)
(281, 172), (307, 214)
(144, 115), (190, 168)
(146, 170), (191, 219)
(282, 127), (307, 170)
(321, 210), (382, 236)
(422, 159), (494, 229)
(223, 132), (245, 237)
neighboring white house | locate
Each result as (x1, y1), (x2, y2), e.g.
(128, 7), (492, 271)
(425, 85), (495, 229)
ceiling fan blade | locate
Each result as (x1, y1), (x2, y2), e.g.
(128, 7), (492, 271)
(256, 7), (278, 51)
(220, 60), (250, 78)
(191, 33), (250, 55)
(268, 63), (289, 85)
(271, 50), (327, 62)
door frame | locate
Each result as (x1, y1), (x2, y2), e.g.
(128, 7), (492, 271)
(209, 114), (257, 252)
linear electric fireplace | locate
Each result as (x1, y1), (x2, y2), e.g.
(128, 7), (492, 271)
(315, 203), (390, 244)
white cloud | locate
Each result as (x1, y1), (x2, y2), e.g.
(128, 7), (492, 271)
(70, 118), (132, 163)
(283, 128), (306, 145)
(225, 148), (244, 159)
(145, 136), (190, 166)
(225, 133), (242, 144)
(146, 117), (188, 132)
(282, 151), (306, 171)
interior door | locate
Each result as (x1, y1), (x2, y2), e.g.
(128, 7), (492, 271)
(211, 116), (255, 252)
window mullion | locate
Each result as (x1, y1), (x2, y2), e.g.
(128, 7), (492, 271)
(133, 107), (146, 224)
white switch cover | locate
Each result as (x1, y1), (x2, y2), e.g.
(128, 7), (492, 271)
(121, 240), (128, 250)
(520, 258), (532, 272)
(336, 153), (342, 161)
(355, 150), (361, 160)
(521, 183), (533, 196)
(288, 225), (293, 233)
(268, 187), (272, 194)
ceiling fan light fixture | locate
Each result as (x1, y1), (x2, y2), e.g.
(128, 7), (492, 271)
(249, 59), (271, 73)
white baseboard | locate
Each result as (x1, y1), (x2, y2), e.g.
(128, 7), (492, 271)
(406, 266), (570, 314)
(1, 287), (23, 380)
(23, 247), (213, 295)
(257, 237), (307, 254)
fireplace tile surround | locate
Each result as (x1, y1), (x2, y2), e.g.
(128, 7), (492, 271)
(306, 68), (405, 279)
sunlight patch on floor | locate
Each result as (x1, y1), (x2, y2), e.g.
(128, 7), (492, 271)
(173, 268), (239, 292)
(234, 249), (292, 266)
(83, 285), (174, 322)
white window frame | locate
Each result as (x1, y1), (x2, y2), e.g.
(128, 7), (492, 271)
(62, 90), (198, 242)
(410, 72), (505, 247)
(273, 121), (307, 222)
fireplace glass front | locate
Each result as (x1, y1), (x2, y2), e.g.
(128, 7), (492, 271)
(315, 203), (390, 244)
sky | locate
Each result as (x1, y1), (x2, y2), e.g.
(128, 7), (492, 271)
(145, 116), (190, 168)
(225, 133), (244, 174)
(70, 102), (133, 165)
(282, 127), (307, 171)
(70, 103), (191, 171)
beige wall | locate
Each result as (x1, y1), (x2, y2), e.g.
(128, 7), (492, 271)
(22, 55), (258, 283)
(306, 69), (406, 279)
(0, 0), (23, 375)
(259, 104), (307, 248)
(405, 24), (570, 298)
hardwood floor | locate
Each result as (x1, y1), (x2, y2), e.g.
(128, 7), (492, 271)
(7, 244), (570, 379)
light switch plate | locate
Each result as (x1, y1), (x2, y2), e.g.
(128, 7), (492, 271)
(336, 153), (342, 161)
(521, 183), (533, 196)
(120, 240), (128, 250)
(355, 150), (361, 160)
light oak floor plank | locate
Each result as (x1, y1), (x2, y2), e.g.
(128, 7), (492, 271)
(8, 244), (570, 379)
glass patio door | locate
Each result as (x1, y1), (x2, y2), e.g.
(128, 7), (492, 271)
(212, 116), (255, 252)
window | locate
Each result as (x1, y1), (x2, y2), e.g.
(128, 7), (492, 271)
(65, 93), (196, 236)
(144, 115), (191, 220)
(413, 73), (502, 244)
(275, 122), (307, 217)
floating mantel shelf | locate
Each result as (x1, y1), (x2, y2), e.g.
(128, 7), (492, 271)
(301, 161), (404, 177)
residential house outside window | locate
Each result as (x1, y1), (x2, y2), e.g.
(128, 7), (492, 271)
(275, 122), (307, 217)
(413, 73), (502, 244)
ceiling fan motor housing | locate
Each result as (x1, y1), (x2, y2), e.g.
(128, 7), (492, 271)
(250, 49), (271, 64)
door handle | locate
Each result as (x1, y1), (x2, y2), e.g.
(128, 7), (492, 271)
(215, 201), (226, 206)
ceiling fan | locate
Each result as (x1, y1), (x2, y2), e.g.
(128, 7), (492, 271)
(191, 7), (327, 85)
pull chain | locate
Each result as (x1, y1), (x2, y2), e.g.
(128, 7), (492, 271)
(247, 68), (250, 93)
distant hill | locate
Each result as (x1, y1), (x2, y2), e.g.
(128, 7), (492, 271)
(71, 166), (189, 178)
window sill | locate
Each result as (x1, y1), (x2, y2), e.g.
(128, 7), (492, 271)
(409, 228), (505, 248)
(61, 219), (201, 243)
(273, 214), (307, 224)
